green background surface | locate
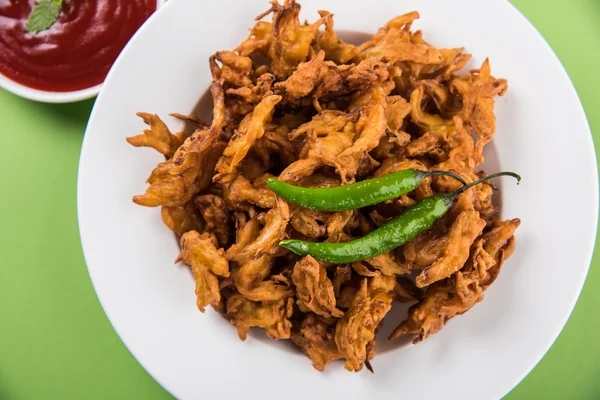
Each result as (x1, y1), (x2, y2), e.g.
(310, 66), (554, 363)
(0, 0), (598, 398)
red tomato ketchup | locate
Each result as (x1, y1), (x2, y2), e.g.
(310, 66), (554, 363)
(0, 0), (156, 92)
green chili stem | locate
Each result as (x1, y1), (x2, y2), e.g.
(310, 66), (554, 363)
(452, 171), (521, 197)
(418, 170), (468, 186)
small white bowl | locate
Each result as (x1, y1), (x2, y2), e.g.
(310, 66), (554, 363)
(0, 0), (165, 103)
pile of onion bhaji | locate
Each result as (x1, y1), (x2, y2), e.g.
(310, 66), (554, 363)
(128, 0), (520, 372)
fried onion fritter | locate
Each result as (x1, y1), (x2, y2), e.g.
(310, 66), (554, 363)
(291, 313), (343, 371)
(214, 95), (282, 182)
(127, 112), (184, 157)
(227, 294), (294, 340)
(194, 194), (230, 247)
(133, 129), (226, 207)
(292, 255), (344, 318)
(415, 210), (486, 288)
(179, 231), (230, 312)
(389, 218), (520, 343)
(131, 0), (518, 372)
(335, 276), (395, 371)
(161, 200), (204, 237)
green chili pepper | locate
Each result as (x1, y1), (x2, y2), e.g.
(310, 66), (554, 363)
(266, 169), (467, 211)
(279, 171), (521, 263)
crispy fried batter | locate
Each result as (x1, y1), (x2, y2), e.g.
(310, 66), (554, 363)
(385, 95), (412, 134)
(365, 251), (411, 276)
(194, 194), (230, 247)
(291, 313), (343, 371)
(402, 222), (449, 269)
(415, 210), (486, 287)
(215, 95), (282, 182)
(314, 10), (356, 64)
(325, 210), (356, 243)
(274, 50), (325, 102)
(226, 73), (276, 105)
(210, 51), (253, 87)
(233, 254), (294, 302)
(179, 231), (230, 312)
(131, 0), (517, 371)
(279, 110), (358, 183)
(292, 255), (344, 318)
(269, 0), (329, 79)
(161, 200), (204, 237)
(127, 112), (184, 157)
(226, 216), (262, 260)
(395, 278), (424, 303)
(236, 20), (273, 57)
(355, 12), (443, 65)
(222, 173), (277, 211)
(335, 276), (395, 371)
(451, 59), (508, 164)
(352, 262), (379, 277)
(237, 198), (289, 260)
(332, 264), (352, 297)
(231, 201), (294, 302)
(337, 100), (387, 181)
(291, 207), (328, 238)
(133, 129), (226, 207)
(226, 294), (294, 340)
(390, 219), (520, 342)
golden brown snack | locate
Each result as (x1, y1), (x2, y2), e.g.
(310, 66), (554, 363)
(233, 254), (294, 302)
(230, 200), (294, 302)
(226, 294), (294, 340)
(254, 127), (297, 167)
(415, 210), (486, 287)
(451, 59), (508, 163)
(225, 216), (261, 260)
(222, 173), (277, 211)
(336, 99), (387, 181)
(364, 251), (411, 276)
(335, 276), (395, 371)
(389, 218), (520, 342)
(402, 223), (449, 270)
(325, 210), (356, 243)
(331, 264), (352, 297)
(226, 73), (276, 106)
(209, 51), (253, 87)
(133, 129), (226, 207)
(355, 12), (443, 64)
(178, 231), (230, 312)
(292, 255), (344, 318)
(394, 278), (424, 303)
(291, 313), (343, 371)
(214, 95), (282, 182)
(351, 262), (379, 277)
(291, 207), (328, 238)
(130, 0), (518, 372)
(194, 194), (230, 247)
(236, 199), (289, 260)
(274, 50), (325, 102)
(314, 10), (356, 64)
(337, 285), (359, 310)
(161, 201), (204, 237)
(127, 112), (184, 157)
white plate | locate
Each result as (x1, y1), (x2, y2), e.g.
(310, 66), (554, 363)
(77, 0), (598, 398)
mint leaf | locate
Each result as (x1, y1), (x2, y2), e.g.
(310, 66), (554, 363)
(26, 0), (64, 34)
